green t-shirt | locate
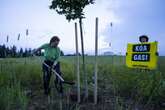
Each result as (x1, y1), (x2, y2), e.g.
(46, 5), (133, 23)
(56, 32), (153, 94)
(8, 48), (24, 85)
(39, 43), (60, 62)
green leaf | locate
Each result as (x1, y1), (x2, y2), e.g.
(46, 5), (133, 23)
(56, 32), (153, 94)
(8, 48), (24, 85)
(50, 0), (95, 21)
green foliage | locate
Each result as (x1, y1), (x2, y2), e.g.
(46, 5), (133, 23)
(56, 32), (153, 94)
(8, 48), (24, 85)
(0, 56), (165, 109)
(0, 44), (33, 58)
(0, 58), (41, 110)
(50, 0), (95, 21)
(0, 82), (28, 110)
(61, 61), (75, 81)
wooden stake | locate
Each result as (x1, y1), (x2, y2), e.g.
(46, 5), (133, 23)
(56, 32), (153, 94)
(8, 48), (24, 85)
(75, 23), (80, 103)
(94, 17), (98, 104)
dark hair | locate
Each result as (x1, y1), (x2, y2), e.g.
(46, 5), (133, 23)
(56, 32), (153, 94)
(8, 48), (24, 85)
(50, 36), (60, 44)
(139, 35), (149, 42)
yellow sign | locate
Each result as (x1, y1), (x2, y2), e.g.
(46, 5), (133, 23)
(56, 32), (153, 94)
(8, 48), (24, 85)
(126, 42), (158, 69)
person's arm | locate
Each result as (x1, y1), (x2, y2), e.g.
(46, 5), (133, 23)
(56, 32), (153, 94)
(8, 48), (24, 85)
(156, 52), (159, 56)
(33, 43), (48, 54)
(53, 61), (57, 67)
(53, 48), (61, 66)
(32, 47), (42, 55)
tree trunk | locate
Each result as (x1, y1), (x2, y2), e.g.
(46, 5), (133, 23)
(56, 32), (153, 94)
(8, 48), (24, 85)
(75, 23), (80, 103)
(79, 18), (88, 100)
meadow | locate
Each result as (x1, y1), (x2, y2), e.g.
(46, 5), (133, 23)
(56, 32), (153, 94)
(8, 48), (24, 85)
(0, 56), (165, 110)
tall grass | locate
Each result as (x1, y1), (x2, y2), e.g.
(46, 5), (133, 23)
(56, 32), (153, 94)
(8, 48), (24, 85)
(0, 56), (165, 110)
(0, 82), (28, 110)
(0, 62), (29, 110)
(0, 58), (41, 110)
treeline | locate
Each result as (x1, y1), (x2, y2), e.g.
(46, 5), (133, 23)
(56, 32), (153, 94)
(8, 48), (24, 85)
(0, 44), (34, 58)
(0, 44), (65, 58)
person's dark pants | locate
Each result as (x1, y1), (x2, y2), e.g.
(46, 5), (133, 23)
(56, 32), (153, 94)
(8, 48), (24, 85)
(42, 60), (63, 95)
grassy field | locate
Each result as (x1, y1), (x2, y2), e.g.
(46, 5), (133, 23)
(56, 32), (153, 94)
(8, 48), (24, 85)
(0, 56), (165, 110)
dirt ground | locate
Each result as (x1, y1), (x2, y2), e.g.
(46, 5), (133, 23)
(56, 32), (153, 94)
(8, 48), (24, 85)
(26, 83), (164, 110)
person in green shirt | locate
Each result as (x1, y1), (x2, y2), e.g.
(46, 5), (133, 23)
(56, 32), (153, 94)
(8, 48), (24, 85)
(35, 36), (63, 95)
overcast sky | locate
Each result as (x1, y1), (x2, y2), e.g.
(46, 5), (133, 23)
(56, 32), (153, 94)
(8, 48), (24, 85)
(0, 0), (165, 55)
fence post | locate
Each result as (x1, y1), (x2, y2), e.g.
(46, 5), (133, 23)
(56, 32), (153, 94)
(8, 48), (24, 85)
(75, 23), (80, 103)
(94, 17), (98, 104)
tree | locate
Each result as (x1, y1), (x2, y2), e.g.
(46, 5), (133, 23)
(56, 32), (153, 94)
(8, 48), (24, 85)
(50, 0), (95, 99)
(28, 48), (32, 57)
(0, 45), (6, 58)
(4, 45), (9, 57)
(11, 45), (17, 57)
(19, 48), (24, 57)
(60, 50), (64, 56)
(23, 48), (28, 57)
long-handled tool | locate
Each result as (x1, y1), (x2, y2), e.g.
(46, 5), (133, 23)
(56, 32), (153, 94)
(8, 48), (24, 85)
(32, 53), (75, 85)
(43, 62), (75, 86)
(44, 62), (76, 110)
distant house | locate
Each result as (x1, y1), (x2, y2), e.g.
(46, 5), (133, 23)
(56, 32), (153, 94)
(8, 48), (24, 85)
(103, 51), (114, 56)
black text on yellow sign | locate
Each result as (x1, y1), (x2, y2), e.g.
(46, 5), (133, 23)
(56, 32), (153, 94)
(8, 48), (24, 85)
(126, 42), (158, 69)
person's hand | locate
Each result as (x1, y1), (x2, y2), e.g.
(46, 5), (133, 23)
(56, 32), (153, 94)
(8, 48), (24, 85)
(32, 49), (36, 53)
(32, 49), (37, 56)
(156, 52), (159, 56)
(53, 61), (57, 67)
(33, 48), (41, 55)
